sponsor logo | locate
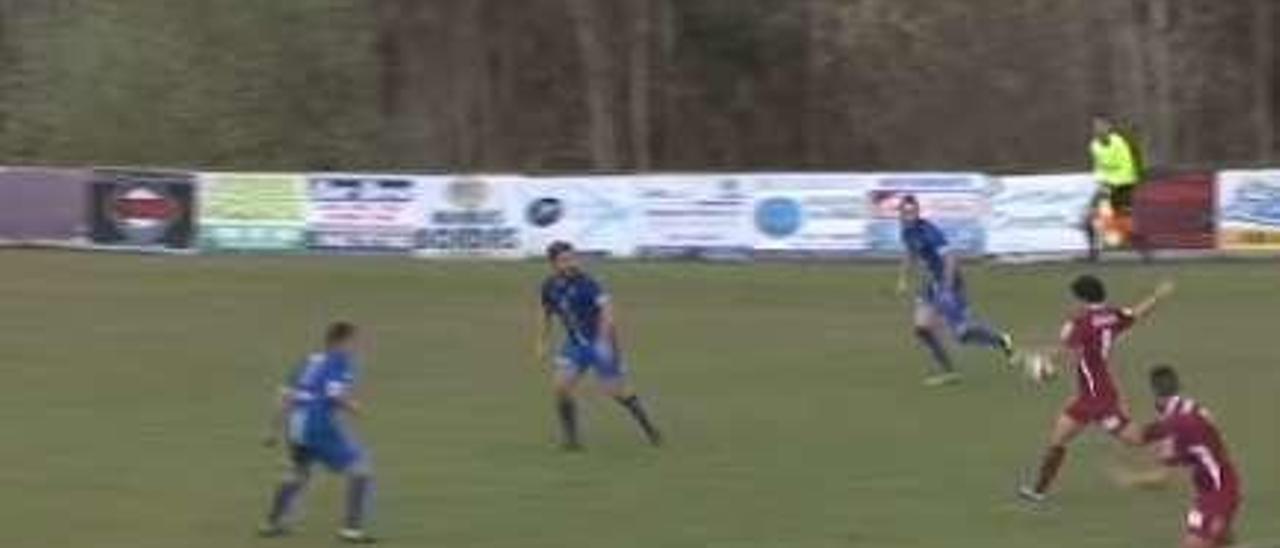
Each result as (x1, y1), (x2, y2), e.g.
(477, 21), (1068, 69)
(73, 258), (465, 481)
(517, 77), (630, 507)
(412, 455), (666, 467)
(107, 184), (180, 244)
(446, 178), (490, 209)
(1225, 180), (1280, 226)
(754, 197), (803, 238)
(526, 197), (566, 228)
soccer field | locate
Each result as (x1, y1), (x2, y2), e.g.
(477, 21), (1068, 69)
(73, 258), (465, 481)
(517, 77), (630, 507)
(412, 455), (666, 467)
(3, 251), (1276, 548)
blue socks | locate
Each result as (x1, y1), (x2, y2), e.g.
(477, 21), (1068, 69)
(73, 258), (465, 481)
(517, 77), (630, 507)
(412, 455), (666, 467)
(914, 327), (954, 373)
(266, 475), (308, 526)
(959, 324), (1006, 349)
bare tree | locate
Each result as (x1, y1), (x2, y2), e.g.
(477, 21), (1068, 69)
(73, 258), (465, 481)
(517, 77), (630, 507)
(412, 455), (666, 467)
(628, 0), (654, 170)
(566, 0), (621, 170)
(1255, 0), (1276, 163)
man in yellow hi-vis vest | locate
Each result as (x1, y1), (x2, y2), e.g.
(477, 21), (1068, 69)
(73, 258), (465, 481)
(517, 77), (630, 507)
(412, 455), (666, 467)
(1085, 116), (1142, 261)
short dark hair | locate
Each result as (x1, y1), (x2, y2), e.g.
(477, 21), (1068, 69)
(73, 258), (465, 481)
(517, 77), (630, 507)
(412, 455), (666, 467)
(1149, 365), (1180, 398)
(325, 321), (357, 346)
(546, 240), (574, 261)
(898, 194), (919, 208)
(1071, 274), (1107, 303)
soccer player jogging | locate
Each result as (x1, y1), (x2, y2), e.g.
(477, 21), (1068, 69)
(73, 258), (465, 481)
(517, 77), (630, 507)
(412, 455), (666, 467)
(1019, 275), (1175, 503)
(536, 241), (662, 450)
(1113, 366), (1242, 548)
(259, 322), (376, 544)
(895, 195), (1015, 386)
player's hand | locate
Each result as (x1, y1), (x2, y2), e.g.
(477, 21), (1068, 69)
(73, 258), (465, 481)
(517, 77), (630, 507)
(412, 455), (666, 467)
(1108, 466), (1170, 490)
(593, 338), (616, 362)
(535, 342), (550, 369)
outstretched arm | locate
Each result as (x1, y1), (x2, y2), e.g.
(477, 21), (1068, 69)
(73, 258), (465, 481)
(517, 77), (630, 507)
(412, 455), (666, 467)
(897, 254), (915, 296)
(536, 306), (553, 367)
(942, 251), (960, 292)
(1110, 464), (1174, 489)
(597, 298), (618, 348)
(1131, 280), (1176, 320)
(264, 388), (291, 446)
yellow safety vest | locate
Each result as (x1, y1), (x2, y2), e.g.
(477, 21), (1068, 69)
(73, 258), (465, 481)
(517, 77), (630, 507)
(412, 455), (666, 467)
(1090, 132), (1139, 187)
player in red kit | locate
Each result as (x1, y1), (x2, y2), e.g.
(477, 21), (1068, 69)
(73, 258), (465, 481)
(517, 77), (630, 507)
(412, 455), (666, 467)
(1019, 274), (1175, 502)
(1114, 366), (1242, 548)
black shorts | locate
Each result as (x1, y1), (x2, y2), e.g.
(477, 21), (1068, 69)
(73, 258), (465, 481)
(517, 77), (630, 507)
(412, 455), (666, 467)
(1106, 185), (1135, 214)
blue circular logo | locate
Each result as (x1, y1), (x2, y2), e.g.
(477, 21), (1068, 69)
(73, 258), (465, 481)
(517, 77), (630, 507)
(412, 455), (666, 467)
(526, 197), (565, 228)
(755, 197), (803, 238)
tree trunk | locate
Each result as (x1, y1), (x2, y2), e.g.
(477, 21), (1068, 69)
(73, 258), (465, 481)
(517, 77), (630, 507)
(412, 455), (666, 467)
(1255, 0), (1275, 163)
(1117, 0), (1152, 163)
(803, 0), (823, 167)
(627, 0), (653, 171)
(450, 0), (486, 168)
(1148, 0), (1175, 167)
(566, 0), (621, 170)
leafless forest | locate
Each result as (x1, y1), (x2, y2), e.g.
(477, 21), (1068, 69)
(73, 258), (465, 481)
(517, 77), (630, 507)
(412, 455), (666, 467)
(0, 1), (1275, 172)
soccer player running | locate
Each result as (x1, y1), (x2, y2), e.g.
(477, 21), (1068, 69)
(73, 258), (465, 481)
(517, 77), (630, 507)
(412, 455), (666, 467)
(895, 195), (1015, 386)
(1019, 275), (1175, 503)
(259, 322), (376, 544)
(536, 241), (662, 450)
(1112, 366), (1242, 548)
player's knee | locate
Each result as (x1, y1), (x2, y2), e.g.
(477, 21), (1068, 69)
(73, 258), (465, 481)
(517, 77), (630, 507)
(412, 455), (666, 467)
(602, 383), (631, 399)
(282, 466), (310, 484)
(346, 459), (373, 479)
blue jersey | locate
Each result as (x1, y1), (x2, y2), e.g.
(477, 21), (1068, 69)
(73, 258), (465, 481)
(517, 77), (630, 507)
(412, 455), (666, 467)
(541, 272), (609, 347)
(902, 219), (953, 287)
(285, 350), (356, 445)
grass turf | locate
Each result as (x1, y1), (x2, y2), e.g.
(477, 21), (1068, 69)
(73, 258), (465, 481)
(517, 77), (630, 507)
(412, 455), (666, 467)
(2, 250), (1276, 548)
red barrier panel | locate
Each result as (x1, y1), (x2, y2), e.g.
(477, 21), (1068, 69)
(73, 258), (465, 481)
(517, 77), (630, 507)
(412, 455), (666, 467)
(1134, 172), (1215, 250)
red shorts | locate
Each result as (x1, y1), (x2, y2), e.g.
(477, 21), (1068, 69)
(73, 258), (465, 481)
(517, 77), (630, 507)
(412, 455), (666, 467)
(1186, 492), (1240, 545)
(1065, 395), (1130, 433)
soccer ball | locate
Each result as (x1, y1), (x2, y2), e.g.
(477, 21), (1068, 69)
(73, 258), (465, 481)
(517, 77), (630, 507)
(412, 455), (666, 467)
(1024, 352), (1059, 384)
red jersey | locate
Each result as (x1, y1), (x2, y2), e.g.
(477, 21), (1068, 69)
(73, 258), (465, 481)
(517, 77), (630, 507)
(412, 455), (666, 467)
(1143, 396), (1241, 499)
(1060, 305), (1136, 400)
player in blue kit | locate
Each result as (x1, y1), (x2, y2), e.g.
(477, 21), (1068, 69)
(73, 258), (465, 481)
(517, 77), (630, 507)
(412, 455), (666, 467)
(259, 322), (376, 544)
(537, 241), (662, 450)
(895, 195), (1016, 385)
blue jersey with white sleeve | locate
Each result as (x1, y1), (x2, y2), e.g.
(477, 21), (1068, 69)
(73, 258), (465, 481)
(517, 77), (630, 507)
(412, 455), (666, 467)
(541, 272), (609, 347)
(902, 219), (953, 289)
(285, 350), (356, 446)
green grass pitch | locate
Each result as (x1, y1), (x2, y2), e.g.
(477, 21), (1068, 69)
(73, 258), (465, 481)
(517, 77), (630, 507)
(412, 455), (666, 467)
(2, 250), (1276, 548)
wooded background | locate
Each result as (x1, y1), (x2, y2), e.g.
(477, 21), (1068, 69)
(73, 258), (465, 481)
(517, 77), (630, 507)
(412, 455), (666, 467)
(0, 0), (1274, 172)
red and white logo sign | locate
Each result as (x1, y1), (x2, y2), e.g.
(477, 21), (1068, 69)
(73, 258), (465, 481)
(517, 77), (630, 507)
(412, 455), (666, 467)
(107, 185), (180, 244)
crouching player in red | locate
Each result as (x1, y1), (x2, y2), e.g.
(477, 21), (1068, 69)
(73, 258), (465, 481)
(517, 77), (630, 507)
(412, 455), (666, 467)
(1019, 275), (1175, 502)
(1115, 366), (1242, 548)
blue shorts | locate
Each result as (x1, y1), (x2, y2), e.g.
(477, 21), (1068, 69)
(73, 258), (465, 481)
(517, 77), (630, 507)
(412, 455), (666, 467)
(291, 431), (365, 473)
(557, 341), (627, 381)
(920, 283), (972, 332)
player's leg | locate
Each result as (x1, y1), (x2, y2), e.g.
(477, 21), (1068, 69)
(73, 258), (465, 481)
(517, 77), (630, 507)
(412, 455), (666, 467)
(1083, 189), (1106, 262)
(1021, 412), (1087, 501)
(912, 300), (958, 383)
(260, 445), (314, 536)
(338, 453), (376, 544)
(552, 346), (588, 449)
(945, 287), (1015, 360)
(596, 354), (662, 446)
(313, 436), (377, 543)
(1182, 509), (1230, 548)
